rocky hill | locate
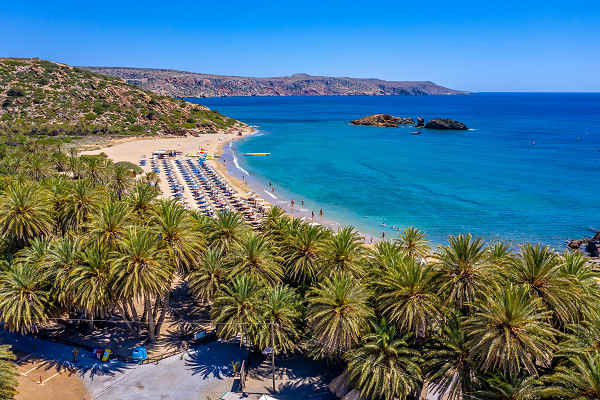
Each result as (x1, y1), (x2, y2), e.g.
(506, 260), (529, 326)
(0, 58), (246, 137)
(83, 67), (466, 97)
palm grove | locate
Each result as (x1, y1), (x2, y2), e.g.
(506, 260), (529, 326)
(0, 138), (599, 400)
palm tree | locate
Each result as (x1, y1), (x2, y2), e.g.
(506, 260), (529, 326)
(0, 345), (17, 400)
(0, 182), (52, 247)
(424, 316), (477, 400)
(108, 165), (134, 200)
(67, 243), (114, 324)
(127, 182), (159, 222)
(508, 243), (577, 326)
(59, 179), (100, 233)
(475, 373), (542, 400)
(144, 171), (160, 187)
(44, 176), (70, 233)
(80, 155), (106, 184)
(87, 200), (131, 248)
(256, 285), (301, 354)
(375, 255), (441, 337)
(14, 237), (51, 270)
(558, 319), (600, 356)
(559, 250), (600, 322)
(435, 234), (491, 313)
(281, 223), (327, 286)
(307, 272), (372, 358)
(211, 274), (262, 346)
(321, 226), (366, 278)
(487, 240), (515, 270)
(345, 319), (422, 400)
(209, 210), (248, 252)
(465, 283), (558, 376)
(396, 227), (430, 259)
(541, 353), (600, 400)
(230, 231), (283, 285)
(26, 156), (49, 181)
(188, 247), (231, 304)
(112, 227), (173, 341)
(46, 237), (82, 306)
(0, 263), (49, 333)
(151, 199), (203, 274)
(260, 206), (288, 238)
(50, 151), (68, 173)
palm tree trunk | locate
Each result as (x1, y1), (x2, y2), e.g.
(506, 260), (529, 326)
(119, 303), (136, 333)
(152, 295), (161, 323)
(128, 299), (140, 334)
(154, 293), (169, 337)
(145, 296), (156, 343)
(141, 300), (149, 325)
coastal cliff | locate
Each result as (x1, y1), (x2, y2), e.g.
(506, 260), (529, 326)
(0, 58), (246, 136)
(82, 68), (466, 97)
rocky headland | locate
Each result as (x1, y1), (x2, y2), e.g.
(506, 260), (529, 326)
(0, 58), (247, 136)
(567, 230), (600, 259)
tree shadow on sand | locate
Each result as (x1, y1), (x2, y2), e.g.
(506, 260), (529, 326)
(184, 341), (247, 380)
(268, 380), (336, 400)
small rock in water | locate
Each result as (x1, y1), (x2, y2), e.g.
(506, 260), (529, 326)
(424, 118), (468, 130)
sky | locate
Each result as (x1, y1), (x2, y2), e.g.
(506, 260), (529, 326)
(1, 0), (599, 92)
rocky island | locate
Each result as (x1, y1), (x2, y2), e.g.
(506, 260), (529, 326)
(424, 118), (468, 130)
(350, 114), (414, 128)
(351, 114), (468, 130)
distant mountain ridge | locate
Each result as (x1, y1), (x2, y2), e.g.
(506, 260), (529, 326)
(82, 67), (466, 97)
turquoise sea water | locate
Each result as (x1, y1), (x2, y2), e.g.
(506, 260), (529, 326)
(190, 94), (600, 248)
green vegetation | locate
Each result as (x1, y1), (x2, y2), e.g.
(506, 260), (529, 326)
(0, 138), (599, 400)
(0, 58), (245, 137)
(0, 345), (18, 400)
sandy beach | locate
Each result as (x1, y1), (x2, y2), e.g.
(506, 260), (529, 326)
(81, 131), (376, 241)
(81, 131), (258, 204)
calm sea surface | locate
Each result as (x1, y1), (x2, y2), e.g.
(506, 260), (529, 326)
(189, 94), (600, 248)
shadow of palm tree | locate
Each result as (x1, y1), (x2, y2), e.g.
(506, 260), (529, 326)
(268, 380), (336, 400)
(184, 341), (247, 380)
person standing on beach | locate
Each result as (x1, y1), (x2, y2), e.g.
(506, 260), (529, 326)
(291, 200), (294, 208)
(320, 208), (323, 217)
(312, 210), (315, 221)
(382, 232), (385, 239)
(301, 200), (304, 206)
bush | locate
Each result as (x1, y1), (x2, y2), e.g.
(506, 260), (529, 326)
(6, 88), (24, 97)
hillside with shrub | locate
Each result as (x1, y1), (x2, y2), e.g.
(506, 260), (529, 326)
(0, 58), (245, 137)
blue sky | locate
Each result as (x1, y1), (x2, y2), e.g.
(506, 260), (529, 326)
(1, 0), (598, 91)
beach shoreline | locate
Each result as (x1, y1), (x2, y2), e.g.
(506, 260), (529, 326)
(81, 129), (379, 242)
(216, 134), (381, 243)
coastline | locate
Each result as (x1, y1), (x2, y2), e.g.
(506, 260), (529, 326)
(215, 132), (381, 243)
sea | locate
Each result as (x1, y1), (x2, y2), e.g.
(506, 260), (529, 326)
(188, 94), (600, 248)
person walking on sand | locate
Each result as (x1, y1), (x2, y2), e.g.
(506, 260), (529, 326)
(320, 208), (323, 218)
(291, 200), (294, 208)
(382, 232), (385, 239)
(301, 200), (304, 206)
(311, 210), (315, 221)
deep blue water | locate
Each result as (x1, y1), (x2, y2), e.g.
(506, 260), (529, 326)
(189, 94), (600, 248)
